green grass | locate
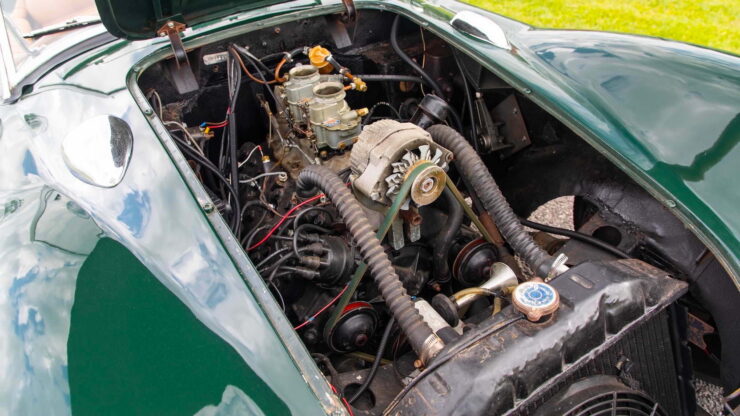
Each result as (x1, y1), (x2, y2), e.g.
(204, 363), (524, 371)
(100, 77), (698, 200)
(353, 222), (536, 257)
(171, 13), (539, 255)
(466, 0), (740, 54)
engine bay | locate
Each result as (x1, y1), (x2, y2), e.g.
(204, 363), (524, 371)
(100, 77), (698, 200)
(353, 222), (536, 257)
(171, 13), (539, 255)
(135, 9), (733, 415)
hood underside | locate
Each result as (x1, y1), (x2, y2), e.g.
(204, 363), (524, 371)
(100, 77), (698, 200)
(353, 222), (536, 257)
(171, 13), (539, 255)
(94, 0), (310, 39)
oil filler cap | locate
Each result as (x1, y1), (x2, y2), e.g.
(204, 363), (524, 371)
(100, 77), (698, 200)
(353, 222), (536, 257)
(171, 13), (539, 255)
(512, 280), (559, 322)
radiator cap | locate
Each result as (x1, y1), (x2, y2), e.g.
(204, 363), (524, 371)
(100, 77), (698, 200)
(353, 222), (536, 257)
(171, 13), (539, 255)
(512, 279), (559, 321)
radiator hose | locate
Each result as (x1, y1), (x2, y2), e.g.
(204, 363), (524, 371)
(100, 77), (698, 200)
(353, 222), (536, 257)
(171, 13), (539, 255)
(297, 165), (443, 363)
(427, 124), (558, 278)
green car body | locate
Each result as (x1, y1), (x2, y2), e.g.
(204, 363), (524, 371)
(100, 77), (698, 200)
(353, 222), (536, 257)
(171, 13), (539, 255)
(0, 0), (737, 414)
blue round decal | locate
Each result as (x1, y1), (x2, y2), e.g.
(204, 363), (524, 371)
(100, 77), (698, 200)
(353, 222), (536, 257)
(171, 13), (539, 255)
(518, 282), (556, 307)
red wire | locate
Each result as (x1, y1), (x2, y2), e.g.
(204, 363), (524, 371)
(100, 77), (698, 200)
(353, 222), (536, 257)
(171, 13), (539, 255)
(342, 397), (355, 416)
(293, 284), (348, 331)
(204, 107), (231, 126)
(329, 383), (355, 416)
(247, 194), (323, 251)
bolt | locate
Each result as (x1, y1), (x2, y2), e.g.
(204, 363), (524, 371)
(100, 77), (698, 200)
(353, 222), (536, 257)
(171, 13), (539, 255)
(277, 172), (289, 182)
(413, 359), (424, 369)
(523, 88), (532, 94)
(167, 22), (174, 28)
(370, 192), (380, 201)
(420, 177), (436, 193)
(159, 31), (166, 37)
(201, 201), (215, 214)
(666, 199), (677, 208)
(274, 27), (281, 34)
(143, 108), (153, 116)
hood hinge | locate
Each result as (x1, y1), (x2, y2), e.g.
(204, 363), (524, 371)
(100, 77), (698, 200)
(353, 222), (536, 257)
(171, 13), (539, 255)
(341, 0), (357, 23)
(157, 21), (199, 93)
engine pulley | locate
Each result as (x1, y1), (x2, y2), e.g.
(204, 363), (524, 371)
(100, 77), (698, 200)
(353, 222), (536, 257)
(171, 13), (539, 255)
(326, 302), (378, 353)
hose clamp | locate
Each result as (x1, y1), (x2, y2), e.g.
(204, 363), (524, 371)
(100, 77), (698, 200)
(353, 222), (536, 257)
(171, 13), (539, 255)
(419, 334), (445, 365)
(546, 253), (569, 281)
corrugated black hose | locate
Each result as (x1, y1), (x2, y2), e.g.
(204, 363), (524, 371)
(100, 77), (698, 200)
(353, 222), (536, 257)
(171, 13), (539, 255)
(427, 124), (556, 277)
(297, 165), (437, 361)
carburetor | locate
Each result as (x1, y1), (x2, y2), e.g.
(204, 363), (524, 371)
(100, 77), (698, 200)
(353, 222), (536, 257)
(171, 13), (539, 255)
(281, 65), (322, 123)
(309, 82), (367, 150)
(279, 64), (367, 150)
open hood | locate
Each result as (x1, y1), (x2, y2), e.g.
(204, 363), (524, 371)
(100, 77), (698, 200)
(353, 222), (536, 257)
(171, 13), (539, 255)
(95, 0), (306, 40)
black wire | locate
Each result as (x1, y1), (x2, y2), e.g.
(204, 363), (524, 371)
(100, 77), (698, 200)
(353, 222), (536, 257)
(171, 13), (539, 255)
(387, 316), (522, 411)
(355, 74), (425, 84)
(264, 250), (302, 275)
(243, 224), (272, 248)
(259, 51), (286, 63)
(226, 54), (242, 237)
(170, 133), (241, 232)
(269, 280), (286, 311)
(348, 317), (396, 404)
(268, 253), (300, 281)
(454, 51), (479, 152)
(293, 223), (332, 257)
(338, 168), (352, 183)
(389, 15), (464, 133)
(240, 199), (269, 225)
(255, 246), (293, 270)
(232, 45), (283, 112)
(362, 101), (402, 126)
(390, 15), (444, 98)
(520, 218), (631, 259)
(278, 206), (335, 237)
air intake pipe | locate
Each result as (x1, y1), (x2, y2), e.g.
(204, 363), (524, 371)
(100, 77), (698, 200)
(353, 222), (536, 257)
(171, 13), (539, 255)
(297, 165), (444, 364)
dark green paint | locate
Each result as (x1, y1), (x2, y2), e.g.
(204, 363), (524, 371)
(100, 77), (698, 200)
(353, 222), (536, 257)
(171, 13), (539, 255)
(68, 238), (290, 415)
(507, 28), (740, 279)
(95, 0), (317, 39)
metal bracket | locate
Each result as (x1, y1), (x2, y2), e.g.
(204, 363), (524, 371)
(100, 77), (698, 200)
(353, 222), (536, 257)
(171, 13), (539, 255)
(158, 21), (188, 66)
(340, 0), (357, 23)
(157, 21), (198, 93)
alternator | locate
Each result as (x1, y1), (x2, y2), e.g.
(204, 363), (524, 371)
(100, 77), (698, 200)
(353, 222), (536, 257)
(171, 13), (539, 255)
(350, 120), (452, 206)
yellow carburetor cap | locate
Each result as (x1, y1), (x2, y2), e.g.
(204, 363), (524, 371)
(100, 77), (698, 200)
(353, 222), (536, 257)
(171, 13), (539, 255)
(308, 45), (333, 72)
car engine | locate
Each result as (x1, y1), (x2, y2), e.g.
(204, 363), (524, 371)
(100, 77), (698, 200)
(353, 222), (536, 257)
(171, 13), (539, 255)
(136, 10), (737, 415)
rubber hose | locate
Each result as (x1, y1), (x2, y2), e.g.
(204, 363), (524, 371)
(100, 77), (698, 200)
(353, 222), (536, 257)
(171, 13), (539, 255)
(454, 51), (479, 152)
(390, 16), (445, 98)
(434, 188), (464, 282)
(348, 317), (396, 404)
(355, 74), (425, 84)
(427, 124), (556, 277)
(297, 165), (437, 361)
(520, 218), (630, 259)
(390, 16), (464, 135)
